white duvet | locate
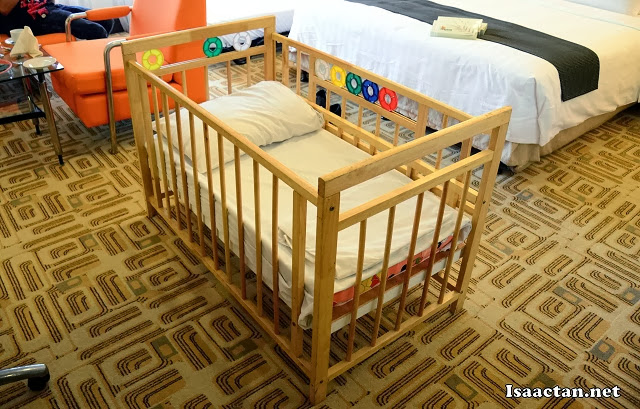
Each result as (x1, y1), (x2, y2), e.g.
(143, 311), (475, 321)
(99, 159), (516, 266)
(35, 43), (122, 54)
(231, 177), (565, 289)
(289, 0), (640, 149)
(207, 0), (302, 48)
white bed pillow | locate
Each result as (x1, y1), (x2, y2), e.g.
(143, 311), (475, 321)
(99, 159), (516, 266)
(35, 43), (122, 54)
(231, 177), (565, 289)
(156, 81), (325, 173)
(563, 0), (640, 15)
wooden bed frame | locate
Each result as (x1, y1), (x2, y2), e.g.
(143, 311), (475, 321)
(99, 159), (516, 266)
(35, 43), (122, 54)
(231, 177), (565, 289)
(122, 16), (511, 404)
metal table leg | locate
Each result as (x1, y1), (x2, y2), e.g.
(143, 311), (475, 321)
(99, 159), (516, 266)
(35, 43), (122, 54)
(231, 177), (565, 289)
(22, 78), (41, 135)
(37, 73), (63, 165)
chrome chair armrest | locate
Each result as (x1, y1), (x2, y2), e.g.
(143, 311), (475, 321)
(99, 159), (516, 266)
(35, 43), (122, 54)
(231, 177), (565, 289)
(65, 12), (88, 42)
(104, 39), (125, 153)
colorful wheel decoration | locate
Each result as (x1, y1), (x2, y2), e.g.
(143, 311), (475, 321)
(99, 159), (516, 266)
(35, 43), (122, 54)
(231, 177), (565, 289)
(203, 37), (223, 57)
(345, 72), (362, 95)
(315, 59), (331, 81)
(232, 32), (251, 51)
(378, 87), (398, 111)
(330, 65), (347, 87)
(362, 79), (379, 103)
(142, 49), (164, 70)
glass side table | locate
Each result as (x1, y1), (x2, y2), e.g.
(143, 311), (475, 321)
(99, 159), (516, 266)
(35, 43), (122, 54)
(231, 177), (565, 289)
(0, 49), (65, 165)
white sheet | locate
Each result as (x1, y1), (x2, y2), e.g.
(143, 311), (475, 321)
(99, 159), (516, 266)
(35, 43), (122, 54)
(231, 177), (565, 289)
(206, 0), (299, 48)
(155, 127), (470, 329)
(289, 0), (640, 153)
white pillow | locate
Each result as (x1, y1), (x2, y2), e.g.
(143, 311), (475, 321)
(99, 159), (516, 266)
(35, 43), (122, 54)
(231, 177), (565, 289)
(564, 0), (640, 15)
(156, 81), (325, 173)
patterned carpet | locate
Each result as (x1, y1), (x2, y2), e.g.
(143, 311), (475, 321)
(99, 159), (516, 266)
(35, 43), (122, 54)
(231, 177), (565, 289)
(0, 57), (639, 409)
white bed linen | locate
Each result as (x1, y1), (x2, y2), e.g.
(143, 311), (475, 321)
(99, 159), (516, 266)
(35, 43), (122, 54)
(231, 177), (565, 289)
(155, 127), (470, 329)
(289, 0), (640, 161)
(206, 0), (300, 48)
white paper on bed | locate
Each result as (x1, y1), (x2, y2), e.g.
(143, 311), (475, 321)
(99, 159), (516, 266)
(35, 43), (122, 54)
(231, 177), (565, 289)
(289, 0), (640, 151)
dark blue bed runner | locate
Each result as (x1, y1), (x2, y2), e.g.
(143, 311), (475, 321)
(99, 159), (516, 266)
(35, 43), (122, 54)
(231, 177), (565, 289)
(347, 0), (599, 101)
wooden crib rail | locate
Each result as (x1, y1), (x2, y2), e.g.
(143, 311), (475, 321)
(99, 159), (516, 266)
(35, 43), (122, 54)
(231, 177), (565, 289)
(125, 57), (319, 380)
(273, 34), (471, 124)
(321, 106), (512, 197)
(310, 108), (510, 402)
(121, 16), (277, 103)
(121, 15), (275, 66)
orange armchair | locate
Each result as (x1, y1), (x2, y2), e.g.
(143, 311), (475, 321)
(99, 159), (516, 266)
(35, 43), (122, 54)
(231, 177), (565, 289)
(43, 0), (207, 153)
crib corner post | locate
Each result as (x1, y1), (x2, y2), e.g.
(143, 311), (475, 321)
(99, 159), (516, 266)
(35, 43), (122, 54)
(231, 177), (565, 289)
(264, 17), (276, 81)
(310, 183), (340, 405)
(451, 117), (510, 314)
(123, 55), (157, 217)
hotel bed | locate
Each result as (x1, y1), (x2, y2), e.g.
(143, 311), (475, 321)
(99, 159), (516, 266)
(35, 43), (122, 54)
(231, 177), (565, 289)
(289, 0), (640, 169)
(123, 17), (510, 403)
(206, 0), (299, 48)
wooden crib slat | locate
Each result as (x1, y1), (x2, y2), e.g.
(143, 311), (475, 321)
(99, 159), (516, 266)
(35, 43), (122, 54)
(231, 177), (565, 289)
(307, 55), (317, 104)
(395, 192), (424, 330)
(217, 132), (232, 281)
(282, 46), (289, 86)
(457, 134), (473, 184)
(291, 191), (307, 356)
(204, 65), (210, 101)
(346, 220), (367, 361)
(253, 160), (263, 316)
(419, 181), (449, 315)
(372, 115), (381, 156)
(203, 123), (219, 270)
(182, 70), (188, 96)
(246, 55), (252, 87)
(189, 112), (205, 254)
(153, 91), (170, 211)
(272, 175), (280, 334)
(352, 106), (363, 147)
(393, 123), (400, 146)
(144, 85), (162, 209)
(371, 206), (396, 346)
(153, 88), (169, 210)
(234, 146), (246, 298)
(435, 115), (449, 169)
(439, 172), (471, 304)
(162, 94), (181, 225)
(226, 61), (232, 95)
(175, 104), (193, 237)
(296, 50), (302, 95)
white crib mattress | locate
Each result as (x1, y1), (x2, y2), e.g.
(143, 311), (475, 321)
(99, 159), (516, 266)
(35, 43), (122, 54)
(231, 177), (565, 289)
(155, 127), (471, 329)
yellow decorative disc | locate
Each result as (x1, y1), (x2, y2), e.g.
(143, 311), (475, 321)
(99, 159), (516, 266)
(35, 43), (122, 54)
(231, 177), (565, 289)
(330, 65), (347, 88)
(142, 49), (164, 70)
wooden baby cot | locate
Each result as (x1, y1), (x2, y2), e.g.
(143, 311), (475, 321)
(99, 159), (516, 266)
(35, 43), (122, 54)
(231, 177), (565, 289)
(122, 16), (511, 404)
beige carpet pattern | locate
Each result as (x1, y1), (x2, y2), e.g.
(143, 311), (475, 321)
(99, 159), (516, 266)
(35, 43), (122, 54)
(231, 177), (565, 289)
(0, 58), (639, 409)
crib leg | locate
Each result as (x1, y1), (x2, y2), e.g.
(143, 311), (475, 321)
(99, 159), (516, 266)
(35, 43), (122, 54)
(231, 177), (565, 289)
(145, 201), (158, 218)
(309, 192), (340, 405)
(450, 296), (466, 313)
(310, 377), (328, 405)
